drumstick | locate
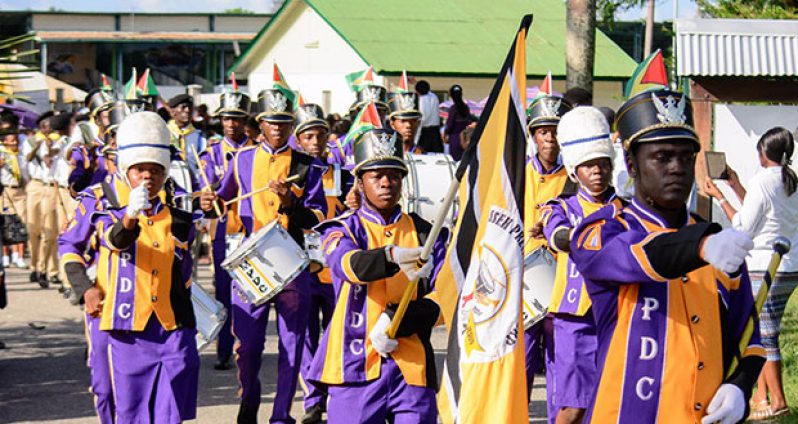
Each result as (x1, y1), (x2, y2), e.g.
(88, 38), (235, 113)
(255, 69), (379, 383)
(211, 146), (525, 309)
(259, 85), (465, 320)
(189, 145), (222, 217)
(224, 174), (300, 206)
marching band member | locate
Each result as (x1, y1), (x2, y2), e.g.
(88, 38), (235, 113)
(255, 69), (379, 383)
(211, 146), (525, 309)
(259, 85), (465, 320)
(167, 93), (207, 179)
(198, 89), (255, 371)
(531, 107), (622, 424)
(67, 89), (115, 195)
(306, 128), (447, 424)
(87, 111), (199, 423)
(199, 87), (327, 424)
(570, 89), (765, 423)
(292, 103), (354, 424)
(58, 100), (151, 423)
(522, 91), (572, 414)
(387, 91), (424, 154)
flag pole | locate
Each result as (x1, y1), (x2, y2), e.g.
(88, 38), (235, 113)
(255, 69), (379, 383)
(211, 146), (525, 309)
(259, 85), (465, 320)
(386, 177), (461, 338)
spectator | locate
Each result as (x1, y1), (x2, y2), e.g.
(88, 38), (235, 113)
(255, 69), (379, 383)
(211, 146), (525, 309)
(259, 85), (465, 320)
(0, 114), (29, 268)
(703, 127), (798, 421)
(415, 80), (443, 153)
(443, 84), (472, 161)
(564, 87), (592, 107)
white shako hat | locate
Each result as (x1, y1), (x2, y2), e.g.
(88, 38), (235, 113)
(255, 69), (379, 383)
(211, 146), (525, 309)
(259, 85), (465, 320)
(557, 106), (615, 182)
(116, 111), (171, 173)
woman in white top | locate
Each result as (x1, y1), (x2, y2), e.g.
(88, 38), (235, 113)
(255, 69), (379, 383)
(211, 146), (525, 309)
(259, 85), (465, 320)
(704, 127), (798, 420)
(0, 114), (30, 268)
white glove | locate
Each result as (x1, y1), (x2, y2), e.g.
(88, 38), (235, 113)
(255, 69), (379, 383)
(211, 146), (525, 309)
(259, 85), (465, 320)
(388, 246), (431, 280)
(701, 384), (745, 424)
(403, 260), (433, 282)
(701, 229), (754, 274)
(389, 246), (422, 266)
(126, 184), (151, 219)
(368, 313), (398, 358)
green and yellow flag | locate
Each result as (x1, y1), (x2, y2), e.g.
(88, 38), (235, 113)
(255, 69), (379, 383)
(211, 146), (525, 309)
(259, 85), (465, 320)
(100, 73), (113, 92)
(345, 66), (374, 92)
(624, 49), (668, 99)
(137, 68), (159, 97)
(436, 15), (531, 424)
(341, 101), (382, 147)
(123, 68), (138, 100)
(272, 62), (297, 106)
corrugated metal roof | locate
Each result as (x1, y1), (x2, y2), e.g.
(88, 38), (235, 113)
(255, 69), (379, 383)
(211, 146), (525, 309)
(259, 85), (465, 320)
(676, 18), (798, 77)
(232, 0), (637, 79)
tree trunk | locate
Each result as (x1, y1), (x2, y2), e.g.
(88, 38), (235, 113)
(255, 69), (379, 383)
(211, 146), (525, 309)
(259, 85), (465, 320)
(566, 0), (596, 93)
(644, 0), (655, 57)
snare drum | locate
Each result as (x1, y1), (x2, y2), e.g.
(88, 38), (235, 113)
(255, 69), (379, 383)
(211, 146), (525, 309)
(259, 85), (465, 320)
(402, 153), (459, 228)
(221, 220), (310, 306)
(304, 231), (325, 274)
(169, 160), (194, 212)
(522, 247), (556, 329)
(191, 283), (227, 351)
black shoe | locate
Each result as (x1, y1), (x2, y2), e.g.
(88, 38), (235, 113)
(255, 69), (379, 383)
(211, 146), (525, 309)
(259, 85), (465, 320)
(0, 340), (6, 349)
(57, 284), (66, 294)
(301, 403), (324, 424)
(214, 358), (232, 371)
(38, 275), (49, 289)
(236, 402), (258, 424)
(29, 271), (39, 283)
(64, 288), (79, 304)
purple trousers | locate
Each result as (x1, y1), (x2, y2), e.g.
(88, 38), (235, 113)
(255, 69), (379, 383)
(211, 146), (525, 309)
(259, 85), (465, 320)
(85, 313), (115, 424)
(301, 277), (335, 411)
(108, 316), (199, 424)
(551, 312), (597, 411)
(524, 315), (556, 422)
(232, 271), (310, 424)
(212, 226), (235, 363)
(326, 358), (437, 424)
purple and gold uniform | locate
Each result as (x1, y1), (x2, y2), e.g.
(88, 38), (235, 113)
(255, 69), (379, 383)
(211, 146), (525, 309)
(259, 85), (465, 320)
(66, 138), (107, 195)
(307, 205), (447, 424)
(213, 141), (327, 422)
(300, 159), (353, 413)
(59, 174), (193, 424)
(199, 135), (254, 364)
(94, 197), (199, 423)
(539, 188), (622, 414)
(522, 153), (569, 416)
(570, 198), (766, 423)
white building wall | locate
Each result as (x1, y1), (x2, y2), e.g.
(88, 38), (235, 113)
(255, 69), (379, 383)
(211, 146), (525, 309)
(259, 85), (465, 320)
(33, 14), (116, 31)
(246, 3), (371, 115)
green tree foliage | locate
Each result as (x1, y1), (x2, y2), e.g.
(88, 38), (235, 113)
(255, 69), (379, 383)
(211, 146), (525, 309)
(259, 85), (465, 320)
(697, 0), (798, 18)
(598, 0), (646, 26)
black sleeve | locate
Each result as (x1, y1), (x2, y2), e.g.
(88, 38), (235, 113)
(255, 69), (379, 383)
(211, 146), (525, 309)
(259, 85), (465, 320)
(349, 248), (400, 282)
(384, 298), (440, 338)
(726, 355), (766, 419)
(64, 262), (94, 299)
(108, 218), (140, 250)
(642, 222), (722, 279)
(552, 227), (571, 252)
(280, 200), (321, 230)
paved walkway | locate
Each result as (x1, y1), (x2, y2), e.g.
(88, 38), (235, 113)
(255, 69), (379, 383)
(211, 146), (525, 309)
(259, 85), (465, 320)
(0, 265), (547, 423)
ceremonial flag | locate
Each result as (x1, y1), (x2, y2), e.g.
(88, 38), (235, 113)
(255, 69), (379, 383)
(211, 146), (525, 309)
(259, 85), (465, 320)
(624, 49), (668, 99)
(137, 68), (159, 97)
(436, 15), (531, 424)
(272, 62), (297, 105)
(396, 70), (410, 93)
(296, 92), (305, 106)
(123, 68), (138, 100)
(341, 101), (381, 147)
(344, 66), (374, 92)
(100, 73), (113, 92)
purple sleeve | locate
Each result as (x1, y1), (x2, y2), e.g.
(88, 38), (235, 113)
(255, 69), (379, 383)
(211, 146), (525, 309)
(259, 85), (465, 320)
(427, 227), (449, 291)
(58, 195), (97, 264)
(301, 163), (328, 221)
(541, 199), (571, 249)
(570, 210), (668, 285)
(67, 147), (89, 187)
(199, 146), (218, 188)
(215, 151), (239, 201)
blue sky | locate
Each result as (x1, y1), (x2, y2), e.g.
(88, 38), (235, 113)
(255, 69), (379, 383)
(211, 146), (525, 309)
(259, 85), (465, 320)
(0, 0), (697, 21)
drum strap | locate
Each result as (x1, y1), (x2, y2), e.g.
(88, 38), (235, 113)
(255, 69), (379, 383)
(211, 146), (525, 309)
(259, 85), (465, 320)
(101, 180), (120, 208)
